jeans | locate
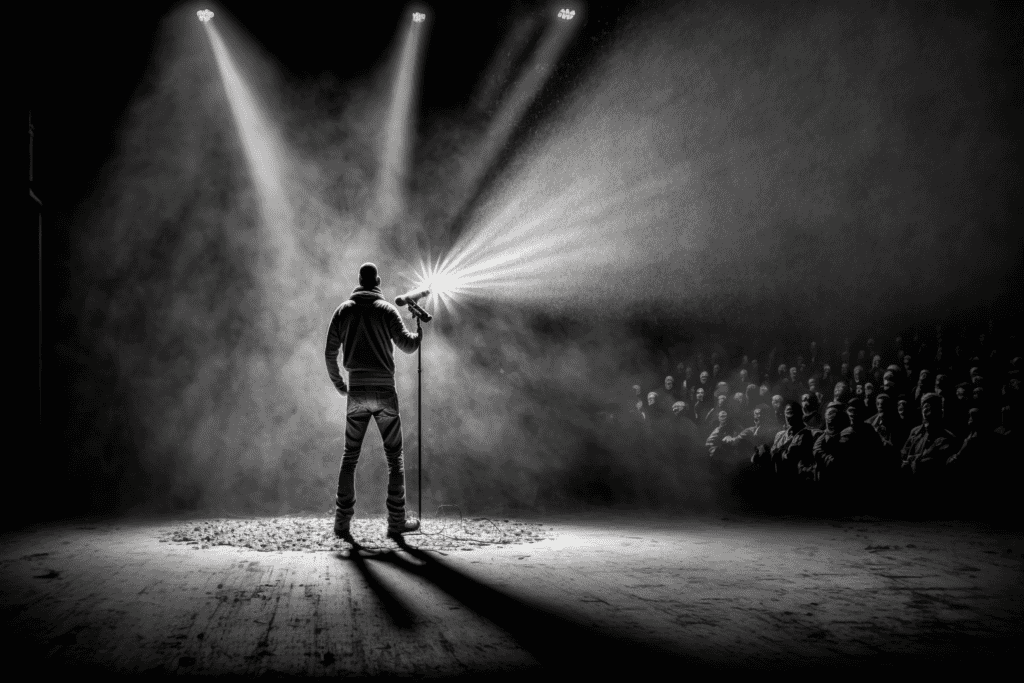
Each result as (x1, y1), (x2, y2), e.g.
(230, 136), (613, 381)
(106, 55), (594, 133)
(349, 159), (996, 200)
(335, 386), (408, 527)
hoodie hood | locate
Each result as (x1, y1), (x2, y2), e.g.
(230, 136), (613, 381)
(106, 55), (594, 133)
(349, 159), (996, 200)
(350, 286), (384, 304)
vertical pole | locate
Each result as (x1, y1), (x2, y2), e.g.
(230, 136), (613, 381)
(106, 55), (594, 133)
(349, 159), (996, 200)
(417, 317), (422, 522)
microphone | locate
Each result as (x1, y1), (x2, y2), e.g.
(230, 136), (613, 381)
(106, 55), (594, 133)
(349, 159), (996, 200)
(395, 288), (430, 307)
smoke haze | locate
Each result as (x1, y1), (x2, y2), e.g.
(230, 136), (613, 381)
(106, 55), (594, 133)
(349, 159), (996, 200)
(58, 1), (1020, 517)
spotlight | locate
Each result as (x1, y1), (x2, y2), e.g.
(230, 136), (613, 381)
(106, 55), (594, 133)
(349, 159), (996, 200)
(197, 9), (214, 23)
(557, 8), (575, 20)
(412, 12), (425, 23)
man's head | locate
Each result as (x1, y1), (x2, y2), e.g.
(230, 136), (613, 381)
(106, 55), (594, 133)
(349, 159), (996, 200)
(808, 377), (819, 394)
(956, 383), (968, 401)
(753, 406), (764, 425)
(822, 363), (831, 376)
(778, 363), (788, 377)
(903, 354), (913, 370)
(739, 369), (748, 384)
(695, 387), (706, 403)
(846, 398), (864, 425)
(801, 393), (813, 413)
(882, 372), (896, 393)
(772, 394), (784, 411)
(664, 375), (674, 391)
(934, 373), (947, 395)
(760, 383), (770, 398)
(918, 369), (930, 385)
(700, 370), (710, 384)
(716, 393), (728, 409)
(672, 401), (689, 416)
(833, 381), (848, 402)
(718, 410), (728, 427)
(966, 407), (981, 432)
(921, 392), (942, 424)
(876, 392), (890, 415)
(841, 362), (850, 377)
(824, 401), (847, 430)
(358, 262), (380, 288)
(872, 354), (882, 369)
(853, 365), (865, 383)
(864, 382), (875, 401)
(897, 397), (909, 419)
(789, 366), (798, 382)
(647, 391), (658, 407)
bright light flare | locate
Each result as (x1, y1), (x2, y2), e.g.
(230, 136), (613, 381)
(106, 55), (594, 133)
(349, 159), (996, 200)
(412, 12), (425, 23)
(557, 9), (576, 20)
(197, 9), (214, 22)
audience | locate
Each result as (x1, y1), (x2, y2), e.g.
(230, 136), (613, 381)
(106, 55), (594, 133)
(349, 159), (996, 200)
(614, 321), (1018, 517)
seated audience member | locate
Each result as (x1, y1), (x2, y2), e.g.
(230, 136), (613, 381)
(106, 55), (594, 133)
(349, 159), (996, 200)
(693, 387), (711, 427)
(807, 377), (824, 407)
(868, 392), (907, 454)
(783, 366), (806, 402)
(870, 354), (885, 386)
(901, 393), (959, 482)
(862, 382), (876, 412)
(852, 365), (867, 388)
(671, 401), (702, 448)
(945, 408), (992, 485)
(833, 380), (851, 405)
(759, 383), (771, 403)
(913, 369), (933, 406)
(706, 410), (741, 460)
(733, 405), (777, 457)
(714, 380), (731, 399)
(771, 394), (785, 426)
(882, 370), (898, 396)
(801, 392), (824, 432)
(697, 370), (712, 400)
(663, 375), (684, 403)
(704, 394), (729, 433)
(766, 401), (816, 481)
(841, 398), (886, 489)
(737, 368), (749, 388)
(813, 401), (850, 485)
(819, 363), (835, 397)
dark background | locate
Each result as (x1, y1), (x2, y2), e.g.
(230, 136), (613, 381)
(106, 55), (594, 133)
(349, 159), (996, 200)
(24, 1), (1022, 529)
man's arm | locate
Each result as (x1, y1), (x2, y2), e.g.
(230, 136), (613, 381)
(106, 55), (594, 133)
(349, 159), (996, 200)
(387, 306), (422, 354)
(325, 307), (348, 395)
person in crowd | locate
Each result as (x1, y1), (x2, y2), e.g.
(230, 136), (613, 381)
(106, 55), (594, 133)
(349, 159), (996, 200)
(663, 374), (684, 403)
(773, 364), (789, 397)
(783, 366), (806, 403)
(731, 391), (750, 427)
(771, 394), (785, 426)
(852, 365), (866, 389)
(801, 392), (824, 432)
(693, 387), (710, 428)
(714, 380), (731, 399)
(913, 369), (933, 406)
(840, 362), (852, 384)
(833, 380), (851, 405)
(671, 400), (703, 450)
(759, 383), (771, 404)
(862, 382), (876, 413)
(732, 405), (777, 458)
(868, 392), (907, 454)
(706, 410), (741, 460)
(712, 363), (723, 384)
(697, 369), (712, 399)
(896, 394), (919, 430)
(745, 383), (760, 413)
(807, 377), (824, 406)
(881, 370), (898, 396)
(841, 398), (886, 491)
(944, 408), (992, 497)
(933, 373), (950, 400)
(813, 401), (850, 490)
(704, 393), (729, 434)
(820, 363), (835, 398)
(768, 401), (816, 480)
(902, 393), (959, 482)
(870, 354), (884, 386)
(679, 365), (695, 401)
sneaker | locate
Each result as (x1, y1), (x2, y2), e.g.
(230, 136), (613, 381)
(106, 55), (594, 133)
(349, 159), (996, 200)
(387, 519), (420, 537)
(334, 518), (352, 540)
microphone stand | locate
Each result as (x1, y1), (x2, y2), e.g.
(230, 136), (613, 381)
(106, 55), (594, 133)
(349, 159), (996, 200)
(416, 316), (422, 522)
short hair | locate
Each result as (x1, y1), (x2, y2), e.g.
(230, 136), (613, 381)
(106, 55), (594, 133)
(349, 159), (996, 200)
(920, 392), (942, 407)
(358, 262), (379, 287)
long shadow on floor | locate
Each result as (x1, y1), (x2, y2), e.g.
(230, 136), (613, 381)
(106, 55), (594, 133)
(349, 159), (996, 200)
(338, 541), (417, 630)
(360, 535), (722, 675)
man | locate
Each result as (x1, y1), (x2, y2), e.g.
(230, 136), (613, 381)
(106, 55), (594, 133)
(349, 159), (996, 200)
(807, 377), (824, 407)
(325, 263), (422, 541)
(868, 392), (907, 455)
(901, 393), (958, 482)
(813, 401), (850, 491)
(771, 393), (786, 426)
(801, 392), (824, 432)
(768, 401), (816, 480)
(706, 410), (740, 460)
(783, 366), (806, 403)
(732, 405), (777, 457)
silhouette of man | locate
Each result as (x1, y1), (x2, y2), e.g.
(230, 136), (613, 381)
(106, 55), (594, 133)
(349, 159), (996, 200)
(325, 262), (422, 541)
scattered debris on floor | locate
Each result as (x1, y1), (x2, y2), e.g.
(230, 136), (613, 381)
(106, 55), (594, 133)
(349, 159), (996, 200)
(161, 515), (555, 552)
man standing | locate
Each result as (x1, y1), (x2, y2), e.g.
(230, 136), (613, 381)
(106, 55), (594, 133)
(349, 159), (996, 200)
(325, 263), (422, 541)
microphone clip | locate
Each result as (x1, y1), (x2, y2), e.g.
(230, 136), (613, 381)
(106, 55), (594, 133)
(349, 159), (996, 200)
(407, 301), (433, 323)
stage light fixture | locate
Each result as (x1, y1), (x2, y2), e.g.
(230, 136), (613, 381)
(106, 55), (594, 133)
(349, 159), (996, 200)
(412, 12), (425, 23)
(197, 9), (214, 22)
(557, 8), (575, 20)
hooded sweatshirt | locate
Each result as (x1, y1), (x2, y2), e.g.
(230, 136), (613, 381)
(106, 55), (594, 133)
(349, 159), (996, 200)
(325, 286), (421, 389)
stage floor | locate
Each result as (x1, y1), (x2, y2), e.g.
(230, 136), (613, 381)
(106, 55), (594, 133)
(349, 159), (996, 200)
(2, 512), (1021, 676)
